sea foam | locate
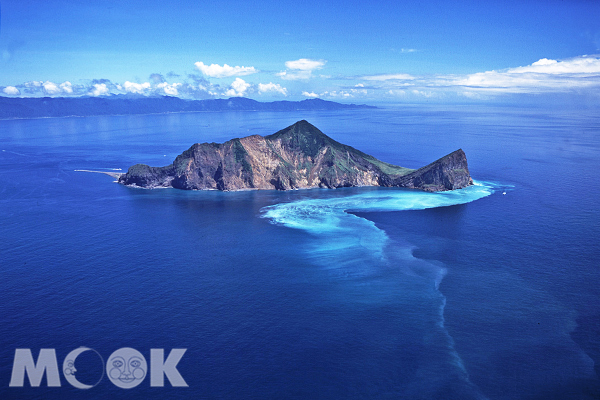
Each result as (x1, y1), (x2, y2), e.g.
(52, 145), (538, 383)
(260, 182), (495, 398)
(261, 181), (494, 236)
(260, 182), (495, 283)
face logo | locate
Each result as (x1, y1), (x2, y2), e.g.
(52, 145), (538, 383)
(106, 348), (147, 389)
(62, 347), (104, 389)
(63, 360), (76, 376)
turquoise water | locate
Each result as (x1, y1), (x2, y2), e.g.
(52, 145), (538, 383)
(0, 106), (599, 399)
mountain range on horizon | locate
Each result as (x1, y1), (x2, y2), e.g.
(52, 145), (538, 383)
(0, 96), (375, 119)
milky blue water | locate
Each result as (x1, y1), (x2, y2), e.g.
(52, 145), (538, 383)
(1, 105), (599, 399)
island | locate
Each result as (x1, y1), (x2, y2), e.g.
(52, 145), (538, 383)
(118, 120), (473, 192)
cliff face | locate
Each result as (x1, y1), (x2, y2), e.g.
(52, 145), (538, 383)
(118, 120), (473, 192)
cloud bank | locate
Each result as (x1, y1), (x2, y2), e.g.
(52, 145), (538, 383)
(355, 55), (600, 99)
(2, 56), (598, 101)
(195, 62), (258, 78)
(449, 56), (600, 93)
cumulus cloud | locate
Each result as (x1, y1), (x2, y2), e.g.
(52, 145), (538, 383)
(156, 82), (181, 96)
(123, 81), (152, 94)
(302, 91), (319, 98)
(32, 80), (78, 96)
(178, 83), (214, 99)
(4, 76), (210, 98)
(258, 82), (287, 96)
(90, 83), (109, 96)
(195, 62), (257, 78)
(59, 81), (73, 94)
(42, 81), (62, 95)
(225, 78), (251, 97)
(24, 81), (43, 89)
(277, 58), (326, 80)
(2, 86), (20, 95)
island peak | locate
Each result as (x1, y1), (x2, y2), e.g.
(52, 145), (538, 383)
(119, 121), (473, 192)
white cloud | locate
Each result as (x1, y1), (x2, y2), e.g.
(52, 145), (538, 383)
(451, 56), (600, 93)
(25, 81), (43, 88)
(42, 81), (61, 95)
(157, 82), (181, 96)
(3, 86), (20, 95)
(324, 90), (352, 98)
(302, 91), (319, 98)
(362, 73), (415, 81)
(59, 81), (73, 94)
(361, 56), (600, 98)
(509, 57), (600, 74)
(195, 62), (257, 78)
(387, 89), (406, 96)
(90, 83), (109, 96)
(123, 81), (151, 94)
(351, 88), (367, 95)
(278, 58), (326, 80)
(258, 82), (287, 95)
(284, 59), (325, 71)
(276, 70), (313, 80)
(411, 89), (435, 98)
(225, 78), (250, 97)
(5, 55), (598, 102)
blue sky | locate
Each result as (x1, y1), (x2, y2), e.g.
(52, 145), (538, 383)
(1, 0), (599, 102)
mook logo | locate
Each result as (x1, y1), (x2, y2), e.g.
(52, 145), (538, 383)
(9, 347), (188, 389)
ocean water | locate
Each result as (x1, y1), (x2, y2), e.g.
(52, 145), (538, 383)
(0, 105), (599, 399)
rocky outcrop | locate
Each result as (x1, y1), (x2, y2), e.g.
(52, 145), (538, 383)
(118, 120), (473, 192)
(390, 149), (473, 191)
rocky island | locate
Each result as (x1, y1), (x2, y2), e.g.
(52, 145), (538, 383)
(118, 120), (473, 192)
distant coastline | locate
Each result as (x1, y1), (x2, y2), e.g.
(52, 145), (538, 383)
(0, 96), (375, 120)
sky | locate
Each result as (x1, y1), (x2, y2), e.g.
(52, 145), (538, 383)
(1, 0), (599, 103)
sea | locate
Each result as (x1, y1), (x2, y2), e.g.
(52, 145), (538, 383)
(0, 104), (599, 399)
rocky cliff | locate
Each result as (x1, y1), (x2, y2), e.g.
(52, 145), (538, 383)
(118, 120), (473, 192)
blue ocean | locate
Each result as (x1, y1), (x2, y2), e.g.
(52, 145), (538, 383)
(1, 105), (599, 399)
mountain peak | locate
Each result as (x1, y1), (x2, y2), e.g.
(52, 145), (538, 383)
(119, 121), (473, 192)
(265, 120), (339, 158)
(266, 120), (328, 140)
